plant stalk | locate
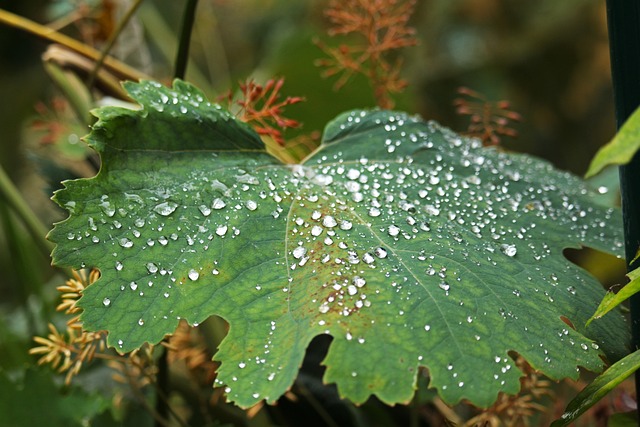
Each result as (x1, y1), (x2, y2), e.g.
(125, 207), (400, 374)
(0, 8), (149, 82)
(0, 163), (52, 259)
(605, 1), (640, 425)
(174, 0), (199, 80)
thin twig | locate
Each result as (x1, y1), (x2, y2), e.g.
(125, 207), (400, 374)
(87, 0), (145, 89)
(296, 383), (341, 427)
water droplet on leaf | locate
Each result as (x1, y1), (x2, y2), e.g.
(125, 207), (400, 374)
(212, 198), (226, 210)
(154, 201), (178, 216)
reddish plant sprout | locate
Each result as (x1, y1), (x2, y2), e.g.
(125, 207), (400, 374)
(31, 97), (73, 145)
(316, 0), (418, 109)
(453, 87), (523, 146)
(226, 78), (304, 146)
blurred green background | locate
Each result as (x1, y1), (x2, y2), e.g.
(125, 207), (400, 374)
(0, 0), (626, 425)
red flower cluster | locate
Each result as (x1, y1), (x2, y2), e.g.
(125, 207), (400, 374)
(233, 78), (304, 146)
(453, 87), (522, 146)
(316, 0), (418, 109)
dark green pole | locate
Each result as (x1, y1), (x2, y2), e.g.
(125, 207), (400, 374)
(605, 0), (640, 417)
(174, 0), (199, 80)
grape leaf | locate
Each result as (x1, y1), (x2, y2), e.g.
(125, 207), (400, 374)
(0, 369), (110, 427)
(49, 80), (629, 409)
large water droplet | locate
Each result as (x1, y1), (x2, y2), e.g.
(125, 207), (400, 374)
(147, 262), (159, 273)
(292, 246), (307, 259)
(100, 198), (116, 217)
(346, 169), (361, 180)
(212, 198), (226, 210)
(501, 244), (517, 257)
(362, 253), (375, 264)
(119, 237), (133, 248)
(425, 205), (440, 216)
(154, 201), (178, 216)
(188, 269), (199, 281)
(199, 205), (212, 216)
(374, 247), (388, 258)
(322, 215), (338, 228)
(388, 225), (400, 237)
(353, 276), (366, 287)
(340, 220), (353, 230)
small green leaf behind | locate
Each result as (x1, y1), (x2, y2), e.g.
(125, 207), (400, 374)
(586, 105), (640, 178)
(49, 80), (629, 409)
(588, 267), (640, 326)
(585, 165), (620, 207)
(551, 349), (640, 427)
(0, 368), (110, 427)
(608, 411), (638, 427)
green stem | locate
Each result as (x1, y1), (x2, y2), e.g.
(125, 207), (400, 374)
(87, 0), (145, 89)
(174, 0), (199, 80)
(154, 346), (169, 427)
(43, 60), (93, 125)
(295, 383), (340, 427)
(409, 394), (419, 427)
(0, 163), (52, 259)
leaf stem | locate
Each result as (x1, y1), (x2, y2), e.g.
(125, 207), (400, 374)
(124, 362), (175, 427)
(154, 346), (170, 427)
(409, 393), (419, 427)
(0, 8), (148, 82)
(0, 163), (52, 259)
(296, 383), (341, 427)
(174, 0), (199, 80)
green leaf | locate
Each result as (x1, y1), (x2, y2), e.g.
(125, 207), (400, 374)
(0, 368), (110, 427)
(585, 165), (620, 207)
(551, 349), (640, 427)
(588, 267), (640, 326)
(608, 412), (639, 427)
(49, 80), (629, 409)
(585, 105), (640, 178)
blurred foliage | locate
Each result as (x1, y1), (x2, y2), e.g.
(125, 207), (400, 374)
(0, 0), (631, 426)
